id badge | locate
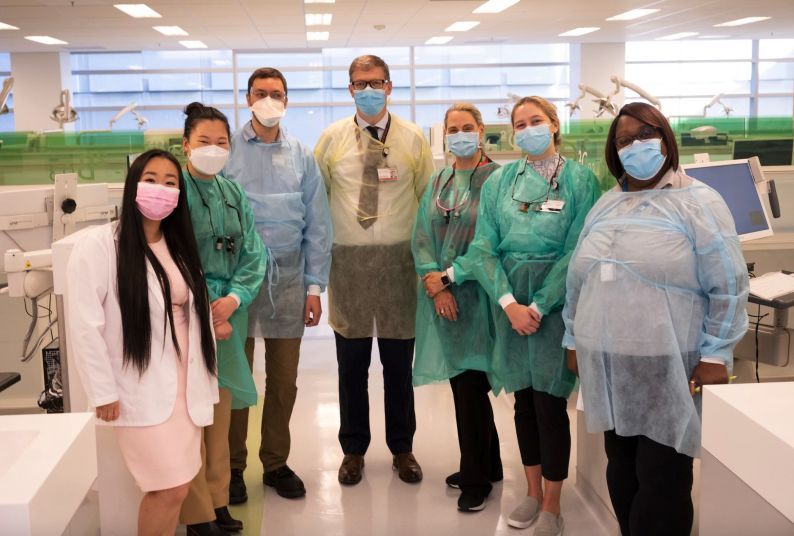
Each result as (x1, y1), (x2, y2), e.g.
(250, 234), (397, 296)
(539, 199), (565, 213)
(378, 167), (399, 181)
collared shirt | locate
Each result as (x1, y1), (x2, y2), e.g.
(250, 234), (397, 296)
(241, 120), (281, 144)
(355, 113), (390, 140)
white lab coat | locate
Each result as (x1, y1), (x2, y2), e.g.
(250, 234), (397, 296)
(66, 222), (219, 427)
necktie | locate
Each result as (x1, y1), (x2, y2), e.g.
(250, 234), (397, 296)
(357, 126), (381, 229)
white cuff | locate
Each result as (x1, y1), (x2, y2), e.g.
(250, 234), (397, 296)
(498, 294), (517, 309)
(567, 347), (575, 351)
(307, 285), (321, 296)
(228, 293), (241, 308)
(445, 266), (456, 284)
(529, 302), (543, 320)
(700, 356), (725, 365)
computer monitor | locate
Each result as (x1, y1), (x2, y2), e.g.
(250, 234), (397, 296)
(682, 159), (774, 242)
(732, 139), (794, 166)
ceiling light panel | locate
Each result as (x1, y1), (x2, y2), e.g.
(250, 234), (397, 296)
(0, 22), (19, 30)
(656, 32), (699, 40)
(305, 13), (333, 26)
(25, 35), (68, 45)
(179, 40), (207, 49)
(606, 9), (660, 21)
(114, 4), (162, 18)
(307, 31), (330, 41)
(153, 26), (188, 36)
(473, 0), (520, 15)
(426, 36), (454, 45)
(446, 21), (480, 32)
(305, 0), (335, 3)
(559, 27), (600, 37)
(715, 17), (770, 27)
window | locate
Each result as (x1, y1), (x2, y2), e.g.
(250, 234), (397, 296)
(0, 52), (12, 132)
(758, 39), (794, 117)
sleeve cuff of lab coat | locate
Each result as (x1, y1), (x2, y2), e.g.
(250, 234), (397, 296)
(498, 294), (517, 309)
(445, 266), (456, 284)
(228, 293), (241, 308)
(529, 302), (543, 320)
(307, 285), (321, 296)
(700, 356), (726, 365)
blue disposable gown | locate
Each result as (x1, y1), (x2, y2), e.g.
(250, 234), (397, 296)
(183, 171), (265, 409)
(562, 171), (749, 457)
(411, 162), (500, 386)
(225, 124), (333, 339)
(453, 157), (600, 395)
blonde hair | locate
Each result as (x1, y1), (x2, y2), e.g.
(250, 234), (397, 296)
(443, 103), (484, 131)
(511, 96), (561, 148)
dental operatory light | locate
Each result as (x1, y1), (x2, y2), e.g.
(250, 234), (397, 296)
(0, 77), (12, 115)
(50, 89), (78, 128)
(109, 102), (148, 130)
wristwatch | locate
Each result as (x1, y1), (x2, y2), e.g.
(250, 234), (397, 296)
(440, 273), (451, 287)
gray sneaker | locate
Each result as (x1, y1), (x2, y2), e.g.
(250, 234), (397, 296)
(507, 496), (540, 529)
(532, 511), (564, 536)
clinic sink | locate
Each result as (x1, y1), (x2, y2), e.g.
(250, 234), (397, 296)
(0, 413), (97, 535)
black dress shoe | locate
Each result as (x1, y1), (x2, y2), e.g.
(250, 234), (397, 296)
(186, 522), (229, 536)
(392, 452), (423, 483)
(263, 465), (306, 498)
(458, 490), (488, 512)
(229, 469), (247, 505)
(338, 454), (364, 485)
(214, 506), (243, 533)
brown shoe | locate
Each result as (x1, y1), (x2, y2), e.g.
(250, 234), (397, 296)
(392, 452), (423, 483)
(338, 454), (364, 485)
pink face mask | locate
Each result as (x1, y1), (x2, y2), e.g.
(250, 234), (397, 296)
(135, 182), (180, 221)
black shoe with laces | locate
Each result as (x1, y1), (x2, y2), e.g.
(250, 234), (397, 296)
(186, 521), (229, 536)
(229, 469), (247, 505)
(214, 506), (243, 533)
(457, 490), (488, 512)
(263, 465), (306, 499)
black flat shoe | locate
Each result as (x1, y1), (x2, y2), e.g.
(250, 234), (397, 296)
(186, 522), (229, 536)
(214, 506), (243, 532)
(458, 490), (488, 512)
(229, 469), (247, 505)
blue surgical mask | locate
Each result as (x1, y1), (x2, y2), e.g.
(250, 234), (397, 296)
(354, 88), (386, 117)
(515, 123), (552, 156)
(446, 132), (480, 158)
(618, 138), (666, 181)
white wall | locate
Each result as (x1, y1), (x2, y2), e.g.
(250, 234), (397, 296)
(572, 43), (626, 120)
(10, 52), (72, 131)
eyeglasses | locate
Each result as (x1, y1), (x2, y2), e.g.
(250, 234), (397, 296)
(350, 79), (389, 91)
(250, 90), (286, 102)
(615, 125), (661, 150)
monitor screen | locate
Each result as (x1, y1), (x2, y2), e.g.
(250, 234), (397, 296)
(683, 161), (772, 241)
(733, 139), (793, 166)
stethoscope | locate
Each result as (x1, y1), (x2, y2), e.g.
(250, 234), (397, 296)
(186, 170), (243, 255)
(435, 152), (491, 224)
(511, 154), (564, 213)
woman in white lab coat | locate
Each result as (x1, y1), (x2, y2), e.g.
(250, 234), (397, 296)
(66, 148), (218, 536)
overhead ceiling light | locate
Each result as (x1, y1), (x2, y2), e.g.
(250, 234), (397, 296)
(656, 32), (699, 40)
(306, 31), (330, 41)
(715, 16), (770, 27)
(473, 0), (520, 15)
(606, 8), (660, 21)
(305, 0), (335, 3)
(698, 34), (730, 39)
(426, 36), (454, 45)
(0, 22), (20, 30)
(179, 40), (207, 49)
(558, 27), (600, 37)
(305, 13), (333, 26)
(446, 21), (480, 32)
(153, 26), (188, 36)
(114, 4), (162, 18)
(25, 35), (68, 45)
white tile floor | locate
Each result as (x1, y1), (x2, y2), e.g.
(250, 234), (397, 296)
(234, 337), (613, 536)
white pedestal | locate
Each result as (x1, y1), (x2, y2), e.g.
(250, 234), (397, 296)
(701, 383), (794, 535)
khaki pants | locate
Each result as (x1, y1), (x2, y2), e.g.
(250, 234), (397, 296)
(228, 337), (301, 472)
(180, 388), (232, 525)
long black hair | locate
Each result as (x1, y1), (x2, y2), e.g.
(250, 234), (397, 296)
(117, 149), (216, 376)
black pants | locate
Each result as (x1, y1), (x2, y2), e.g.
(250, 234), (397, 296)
(449, 370), (503, 496)
(603, 431), (694, 536)
(514, 387), (570, 482)
(335, 332), (416, 455)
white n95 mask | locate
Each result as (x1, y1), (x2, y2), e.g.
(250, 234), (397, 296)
(188, 145), (229, 176)
(251, 97), (286, 128)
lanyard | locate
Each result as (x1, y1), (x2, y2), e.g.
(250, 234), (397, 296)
(512, 154), (564, 213)
(435, 152), (491, 223)
(186, 171), (243, 254)
(354, 114), (392, 157)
